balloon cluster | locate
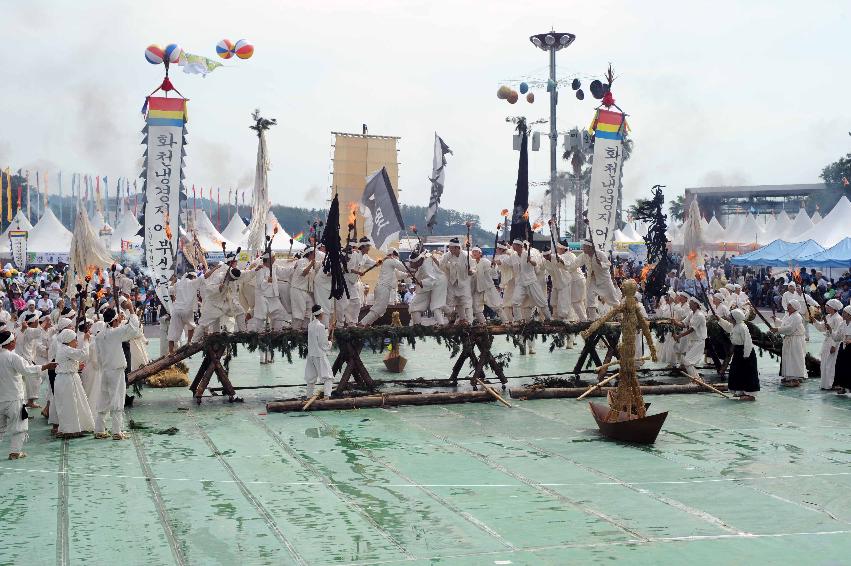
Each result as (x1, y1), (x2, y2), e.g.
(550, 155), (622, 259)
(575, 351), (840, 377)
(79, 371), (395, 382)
(145, 43), (183, 65)
(497, 83), (534, 104)
(216, 39), (254, 60)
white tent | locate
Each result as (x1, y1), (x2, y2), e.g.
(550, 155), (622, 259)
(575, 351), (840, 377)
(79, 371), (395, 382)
(221, 214), (248, 247)
(784, 208), (816, 243)
(0, 210), (35, 251)
(666, 222), (682, 243)
(634, 221), (649, 237)
(762, 214), (777, 236)
(187, 209), (234, 252)
(108, 210), (143, 252)
(730, 214), (768, 244)
(723, 215), (745, 242)
(791, 196), (851, 248)
(773, 210), (793, 240)
(28, 209), (73, 252)
(811, 210), (822, 224)
(265, 211), (306, 251)
(89, 210), (112, 234)
(703, 215), (726, 243)
(620, 224), (642, 242)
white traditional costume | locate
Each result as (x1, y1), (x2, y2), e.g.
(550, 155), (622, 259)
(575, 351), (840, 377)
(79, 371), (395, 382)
(304, 305), (333, 397)
(814, 299), (845, 389)
(95, 311), (143, 438)
(53, 330), (94, 435)
(776, 300), (807, 380)
(0, 333), (42, 456)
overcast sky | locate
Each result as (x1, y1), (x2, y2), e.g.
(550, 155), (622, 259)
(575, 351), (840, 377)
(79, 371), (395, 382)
(2, 0), (849, 229)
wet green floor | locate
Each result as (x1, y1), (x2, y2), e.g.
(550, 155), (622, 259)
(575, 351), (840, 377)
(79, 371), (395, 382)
(1, 332), (850, 565)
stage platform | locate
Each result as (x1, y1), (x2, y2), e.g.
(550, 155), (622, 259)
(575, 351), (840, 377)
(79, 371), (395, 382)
(1, 333), (849, 565)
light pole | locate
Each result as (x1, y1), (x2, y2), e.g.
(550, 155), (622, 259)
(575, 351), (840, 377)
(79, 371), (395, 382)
(530, 31), (575, 236)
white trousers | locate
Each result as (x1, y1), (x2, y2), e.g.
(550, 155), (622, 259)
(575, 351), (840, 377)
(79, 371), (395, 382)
(512, 282), (551, 321)
(361, 286), (393, 325)
(0, 399), (27, 454)
(96, 368), (126, 435)
(24, 372), (41, 400)
(305, 356), (333, 397)
(445, 282), (473, 322)
(167, 308), (196, 342)
(290, 288), (313, 326)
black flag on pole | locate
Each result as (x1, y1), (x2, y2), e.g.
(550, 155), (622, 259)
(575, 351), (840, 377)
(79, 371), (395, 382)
(361, 166), (404, 251)
(321, 193), (349, 300)
(425, 133), (452, 232)
(510, 119), (531, 242)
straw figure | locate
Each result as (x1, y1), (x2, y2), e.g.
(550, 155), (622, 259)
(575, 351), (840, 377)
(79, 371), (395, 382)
(581, 279), (657, 420)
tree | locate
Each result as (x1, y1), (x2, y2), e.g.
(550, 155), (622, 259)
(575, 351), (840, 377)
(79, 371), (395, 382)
(626, 197), (651, 223)
(668, 195), (685, 223)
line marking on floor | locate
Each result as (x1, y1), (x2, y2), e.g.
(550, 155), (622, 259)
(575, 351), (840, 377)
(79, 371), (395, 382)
(247, 413), (416, 562)
(56, 438), (69, 566)
(442, 406), (749, 535)
(308, 411), (518, 551)
(187, 409), (308, 566)
(130, 418), (187, 566)
(389, 409), (650, 542)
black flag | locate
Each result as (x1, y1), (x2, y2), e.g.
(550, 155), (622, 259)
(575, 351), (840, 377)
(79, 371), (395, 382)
(510, 119), (531, 242)
(321, 194), (350, 300)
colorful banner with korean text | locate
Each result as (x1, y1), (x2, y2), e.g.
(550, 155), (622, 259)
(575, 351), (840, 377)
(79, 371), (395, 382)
(140, 96), (187, 312)
(8, 230), (28, 271)
(587, 109), (626, 253)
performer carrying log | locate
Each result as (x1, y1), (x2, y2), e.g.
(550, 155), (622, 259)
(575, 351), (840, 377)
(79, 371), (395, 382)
(814, 298), (845, 390)
(673, 296), (707, 382)
(360, 249), (407, 326)
(408, 249), (447, 326)
(575, 238), (621, 319)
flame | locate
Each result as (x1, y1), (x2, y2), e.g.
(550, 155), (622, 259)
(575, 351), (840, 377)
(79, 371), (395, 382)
(686, 250), (697, 262)
(85, 265), (95, 280)
(500, 208), (509, 217)
(531, 221), (543, 231)
(348, 203), (358, 227)
(793, 268), (802, 284)
(640, 264), (652, 282)
(96, 288), (106, 300)
(695, 269), (705, 281)
(522, 209), (529, 221)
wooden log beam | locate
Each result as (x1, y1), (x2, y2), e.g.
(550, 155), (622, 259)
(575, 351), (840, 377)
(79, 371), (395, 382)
(267, 390), (496, 413)
(128, 341), (206, 384)
(510, 382), (729, 400)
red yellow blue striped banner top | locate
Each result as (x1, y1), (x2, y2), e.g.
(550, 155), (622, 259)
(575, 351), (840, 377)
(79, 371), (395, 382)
(146, 96), (188, 126)
(589, 109), (627, 140)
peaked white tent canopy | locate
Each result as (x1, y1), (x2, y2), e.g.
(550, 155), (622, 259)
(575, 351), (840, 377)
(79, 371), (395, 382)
(0, 210), (35, 251)
(620, 224), (642, 242)
(811, 210), (822, 224)
(187, 209), (234, 252)
(27, 209), (73, 253)
(89, 210), (112, 234)
(109, 210), (143, 252)
(221, 214), (248, 247)
(703, 216), (726, 243)
(265, 211), (306, 252)
(784, 208), (815, 243)
(790, 196), (851, 248)
(773, 210), (793, 240)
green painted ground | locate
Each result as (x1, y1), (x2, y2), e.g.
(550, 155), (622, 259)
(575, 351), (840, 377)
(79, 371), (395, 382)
(1, 330), (850, 565)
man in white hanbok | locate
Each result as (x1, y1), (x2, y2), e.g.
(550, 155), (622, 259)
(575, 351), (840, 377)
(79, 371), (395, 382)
(0, 330), (55, 459)
(95, 308), (143, 440)
(470, 247), (501, 324)
(814, 298), (844, 390)
(360, 250), (407, 326)
(407, 250), (447, 326)
(167, 272), (201, 353)
(575, 240), (621, 318)
(674, 297), (707, 380)
(304, 305), (333, 398)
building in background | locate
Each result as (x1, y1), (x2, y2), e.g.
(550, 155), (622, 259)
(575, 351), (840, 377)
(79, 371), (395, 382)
(684, 183), (843, 221)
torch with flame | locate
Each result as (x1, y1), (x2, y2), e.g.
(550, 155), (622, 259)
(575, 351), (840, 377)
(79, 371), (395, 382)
(501, 208), (509, 218)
